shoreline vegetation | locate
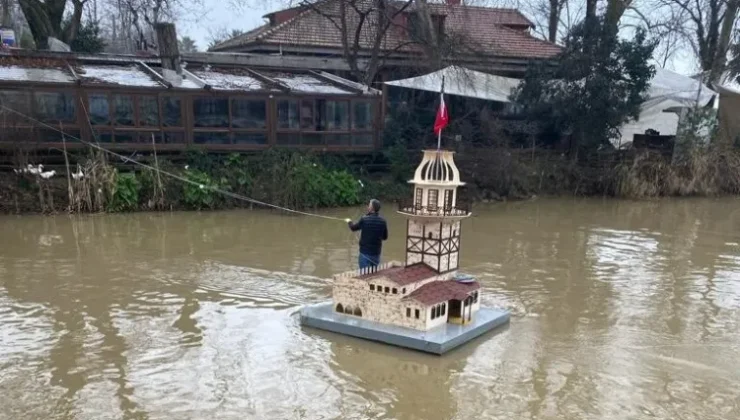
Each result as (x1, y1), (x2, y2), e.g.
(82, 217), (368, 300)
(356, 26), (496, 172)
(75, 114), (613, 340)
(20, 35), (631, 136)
(3, 145), (740, 216)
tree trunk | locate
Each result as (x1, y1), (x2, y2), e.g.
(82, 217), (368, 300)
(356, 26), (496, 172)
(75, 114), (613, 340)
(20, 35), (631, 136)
(708, 0), (739, 85)
(1, 0), (12, 28)
(413, 0), (440, 69)
(155, 22), (181, 74)
(604, 0), (632, 37)
(547, 0), (560, 43)
(18, 0), (78, 50)
(62, 0), (85, 45)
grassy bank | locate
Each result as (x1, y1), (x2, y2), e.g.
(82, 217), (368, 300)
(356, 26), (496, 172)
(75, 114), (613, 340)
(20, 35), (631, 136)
(3, 146), (740, 215)
(0, 149), (409, 214)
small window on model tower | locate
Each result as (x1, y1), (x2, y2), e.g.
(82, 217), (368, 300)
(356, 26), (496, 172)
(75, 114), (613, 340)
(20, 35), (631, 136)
(370, 284), (375, 291)
(406, 308), (411, 317)
(392, 288), (398, 294)
(415, 309), (420, 319)
(384, 286), (390, 293)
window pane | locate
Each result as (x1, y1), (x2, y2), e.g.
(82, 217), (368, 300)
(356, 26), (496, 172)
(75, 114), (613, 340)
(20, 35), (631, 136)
(277, 133), (300, 145)
(194, 132), (230, 144)
(194, 97), (228, 128)
(326, 100), (349, 130)
(137, 131), (161, 144)
(38, 129), (80, 143)
(97, 131), (113, 143)
(0, 128), (32, 142)
(35, 92), (76, 123)
(233, 133), (267, 145)
(353, 134), (373, 146)
(0, 90), (31, 115)
(277, 100), (299, 129)
(163, 132), (185, 144)
(113, 95), (134, 126)
(353, 101), (373, 130)
(138, 96), (159, 126)
(114, 131), (136, 143)
(231, 99), (266, 129)
(302, 133), (323, 145)
(300, 100), (315, 129)
(326, 134), (350, 146)
(162, 96), (181, 127)
(89, 94), (110, 125)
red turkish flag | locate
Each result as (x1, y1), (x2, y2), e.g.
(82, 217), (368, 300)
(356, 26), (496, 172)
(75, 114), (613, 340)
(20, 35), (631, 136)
(433, 92), (449, 136)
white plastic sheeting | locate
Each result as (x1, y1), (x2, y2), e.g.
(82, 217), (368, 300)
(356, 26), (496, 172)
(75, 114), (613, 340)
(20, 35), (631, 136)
(384, 66), (521, 102)
(617, 67), (716, 147)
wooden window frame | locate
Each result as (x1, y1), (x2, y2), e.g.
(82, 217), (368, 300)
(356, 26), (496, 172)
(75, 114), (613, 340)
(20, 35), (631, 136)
(274, 95), (376, 150)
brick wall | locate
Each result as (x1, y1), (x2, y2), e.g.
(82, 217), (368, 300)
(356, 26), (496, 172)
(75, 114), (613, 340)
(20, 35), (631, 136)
(332, 271), (456, 330)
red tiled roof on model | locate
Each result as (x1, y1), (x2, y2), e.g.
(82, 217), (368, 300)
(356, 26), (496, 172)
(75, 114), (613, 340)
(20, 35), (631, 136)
(212, 0), (560, 60)
(358, 263), (438, 286)
(404, 280), (480, 306)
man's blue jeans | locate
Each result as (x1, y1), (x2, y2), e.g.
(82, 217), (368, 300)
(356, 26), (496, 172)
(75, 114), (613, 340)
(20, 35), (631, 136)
(359, 253), (380, 269)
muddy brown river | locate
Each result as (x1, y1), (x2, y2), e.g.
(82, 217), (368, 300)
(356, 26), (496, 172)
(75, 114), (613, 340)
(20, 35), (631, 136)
(1, 198), (739, 420)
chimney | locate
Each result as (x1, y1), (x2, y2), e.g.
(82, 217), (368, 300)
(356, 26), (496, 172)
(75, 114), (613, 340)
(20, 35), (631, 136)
(155, 22), (182, 85)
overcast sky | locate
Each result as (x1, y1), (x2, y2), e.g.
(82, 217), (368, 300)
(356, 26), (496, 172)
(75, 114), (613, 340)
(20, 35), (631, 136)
(178, 0), (697, 76)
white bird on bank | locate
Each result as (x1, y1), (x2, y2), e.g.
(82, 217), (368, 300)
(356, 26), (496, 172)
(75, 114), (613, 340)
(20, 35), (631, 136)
(39, 170), (56, 179)
(14, 164), (43, 175)
(72, 166), (84, 180)
(30, 164), (43, 175)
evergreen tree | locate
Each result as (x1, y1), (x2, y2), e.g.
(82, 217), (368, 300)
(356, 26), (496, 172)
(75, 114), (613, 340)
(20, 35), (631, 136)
(178, 36), (198, 53)
(69, 20), (106, 54)
(513, 18), (657, 158)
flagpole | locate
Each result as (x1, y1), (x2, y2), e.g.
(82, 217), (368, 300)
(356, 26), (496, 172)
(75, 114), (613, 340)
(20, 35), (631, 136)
(437, 76), (445, 150)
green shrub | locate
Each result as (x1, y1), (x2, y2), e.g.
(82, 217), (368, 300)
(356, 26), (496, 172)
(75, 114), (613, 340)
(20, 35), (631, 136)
(182, 169), (223, 210)
(107, 171), (140, 212)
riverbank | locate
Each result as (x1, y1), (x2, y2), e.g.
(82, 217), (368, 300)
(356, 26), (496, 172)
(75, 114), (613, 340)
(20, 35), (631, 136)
(3, 146), (740, 214)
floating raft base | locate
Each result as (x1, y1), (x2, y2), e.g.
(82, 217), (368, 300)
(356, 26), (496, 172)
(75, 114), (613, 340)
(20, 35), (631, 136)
(300, 302), (509, 355)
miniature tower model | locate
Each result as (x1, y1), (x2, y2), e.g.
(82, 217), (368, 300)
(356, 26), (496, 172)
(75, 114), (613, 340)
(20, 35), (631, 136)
(400, 149), (470, 273)
(301, 149), (510, 354)
(328, 149), (481, 331)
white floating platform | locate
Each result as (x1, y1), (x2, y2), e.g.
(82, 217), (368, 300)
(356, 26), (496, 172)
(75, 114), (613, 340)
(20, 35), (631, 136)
(300, 302), (510, 355)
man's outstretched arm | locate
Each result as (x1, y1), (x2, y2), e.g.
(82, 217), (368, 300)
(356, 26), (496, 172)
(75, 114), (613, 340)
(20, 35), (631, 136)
(347, 218), (362, 232)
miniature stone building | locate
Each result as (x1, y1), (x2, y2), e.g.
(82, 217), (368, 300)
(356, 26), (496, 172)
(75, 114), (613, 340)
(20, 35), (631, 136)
(331, 150), (481, 331)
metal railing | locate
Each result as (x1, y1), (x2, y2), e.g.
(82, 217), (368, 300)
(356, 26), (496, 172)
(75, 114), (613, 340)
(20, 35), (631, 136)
(397, 199), (471, 217)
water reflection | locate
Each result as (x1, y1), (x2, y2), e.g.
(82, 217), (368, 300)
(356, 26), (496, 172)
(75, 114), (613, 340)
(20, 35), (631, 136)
(1, 199), (739, 419)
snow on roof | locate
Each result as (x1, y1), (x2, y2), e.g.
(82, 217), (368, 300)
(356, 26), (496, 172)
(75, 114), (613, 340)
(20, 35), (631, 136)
(193, 70), (266, 91)
(170, 77), (202, 89)
(315, 71), (380, 95)
(385, 65), (521, 102)
(78, 65), (164, 87)
(273, 74), (349, 95)
(0, 56), (370, 95)
(0, 65), (75, 84)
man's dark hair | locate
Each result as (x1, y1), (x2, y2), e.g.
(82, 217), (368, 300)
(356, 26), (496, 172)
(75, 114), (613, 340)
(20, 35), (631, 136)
(370, 199), (381, 213)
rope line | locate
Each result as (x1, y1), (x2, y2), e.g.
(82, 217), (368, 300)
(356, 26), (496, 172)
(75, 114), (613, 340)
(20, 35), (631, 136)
(1, 105), (349, 222)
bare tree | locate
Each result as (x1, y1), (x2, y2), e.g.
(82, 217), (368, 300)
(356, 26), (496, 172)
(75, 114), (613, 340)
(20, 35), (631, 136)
(206, 27), (244, 50)
(641, 0), (739, 84)
(18, 0), (88, 49)
(295, 0), (416, 85)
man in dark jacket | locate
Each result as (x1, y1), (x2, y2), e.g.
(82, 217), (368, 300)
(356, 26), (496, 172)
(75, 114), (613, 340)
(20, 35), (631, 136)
(347, 199), (388, 269)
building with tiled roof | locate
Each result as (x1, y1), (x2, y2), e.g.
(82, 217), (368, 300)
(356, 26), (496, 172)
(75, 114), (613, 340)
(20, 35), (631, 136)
(331, 149), (482, 330)
(211, 0), (560, 79)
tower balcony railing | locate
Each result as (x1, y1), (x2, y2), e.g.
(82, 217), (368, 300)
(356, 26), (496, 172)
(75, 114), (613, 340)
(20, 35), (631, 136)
(397, 199), (471, 217)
